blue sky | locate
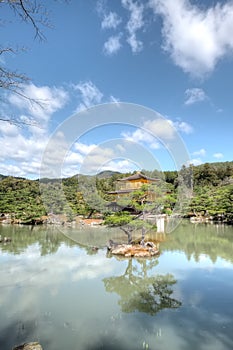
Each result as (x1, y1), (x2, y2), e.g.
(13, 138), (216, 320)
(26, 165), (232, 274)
(1, 0), (233, 178)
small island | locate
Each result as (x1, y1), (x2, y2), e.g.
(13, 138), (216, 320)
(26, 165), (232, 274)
(13, 342), (43, 350)
(107, 240), (160, 258)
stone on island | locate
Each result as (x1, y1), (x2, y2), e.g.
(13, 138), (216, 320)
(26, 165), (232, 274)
(13, 342), (43, 350)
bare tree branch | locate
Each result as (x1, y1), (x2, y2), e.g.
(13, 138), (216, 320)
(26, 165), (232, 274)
(0, 0), (53, 126)
(0, 115), (42, 128)
(0, 62), (29, 91)
(2, 0), (52, 41)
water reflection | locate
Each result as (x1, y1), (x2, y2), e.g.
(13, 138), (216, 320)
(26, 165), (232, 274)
(1, 222), (233, 263)
(0, 225), (74, 256)
(161, 221), (233, 264)
(103, 258), (181, 315)
(160, 268), (233, 350)
(0, 225), (128, 256)
(0, 222), (233, 350)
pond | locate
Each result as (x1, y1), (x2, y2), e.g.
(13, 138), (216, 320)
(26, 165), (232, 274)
(0, 221), (233, 350)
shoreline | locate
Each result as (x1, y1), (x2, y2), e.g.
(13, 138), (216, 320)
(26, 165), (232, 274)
(0, 213), (232, 226)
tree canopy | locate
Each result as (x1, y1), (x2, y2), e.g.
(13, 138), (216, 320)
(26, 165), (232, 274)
(0, 161), (232, 223)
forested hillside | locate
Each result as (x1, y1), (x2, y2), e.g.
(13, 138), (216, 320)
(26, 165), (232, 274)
(164, 162), (233, 221)
(0, 161), (232, 224)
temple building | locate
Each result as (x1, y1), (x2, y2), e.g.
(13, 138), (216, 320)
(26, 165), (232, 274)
(108, 172), (159, 202)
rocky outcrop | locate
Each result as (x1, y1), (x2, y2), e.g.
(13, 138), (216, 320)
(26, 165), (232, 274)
(108, 241), (159, 258)
(13, 342), (43, 350)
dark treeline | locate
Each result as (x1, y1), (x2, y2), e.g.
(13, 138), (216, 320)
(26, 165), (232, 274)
(144, 161), (233, 187)
(0, 161), (232, 223)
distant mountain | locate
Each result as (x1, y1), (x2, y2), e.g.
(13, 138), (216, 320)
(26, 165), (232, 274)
(96, 170), (121, 179)
(68, 170), (121, 180)
(0, 174), (25, 181)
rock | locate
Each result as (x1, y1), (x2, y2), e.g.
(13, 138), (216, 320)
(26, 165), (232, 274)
(13, 342), (43, 350)
(110, 244), (130, 255)
(109, 242), (159, 258)
(91, 246), (99, 251)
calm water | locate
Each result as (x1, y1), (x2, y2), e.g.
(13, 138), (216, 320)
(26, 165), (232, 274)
(1, 222), (233, 350)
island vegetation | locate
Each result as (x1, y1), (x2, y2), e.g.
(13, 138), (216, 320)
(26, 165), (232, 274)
(0, 161), (232, 225)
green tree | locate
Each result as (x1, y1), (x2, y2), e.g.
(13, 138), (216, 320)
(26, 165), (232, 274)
(0, 177), (46, 222)
(104, 182), (168, 245)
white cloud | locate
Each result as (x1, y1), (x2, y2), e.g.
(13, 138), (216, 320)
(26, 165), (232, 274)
(98, 0), (145, 55)
(8, 83), (68, 123)
(0, 82), (91, 177)
(72, 80), (120, 112)
(101, 11), (122, 29)
(144, 119), (175, 140)
(73, 81), (104, 111)
(173, 121), (193, 134)
(0, 81), (69, 178)
(213, 152), (224, 159)
(187, 158), (203, 166)
(61, 142), (141, 176)
(116, 144), (126, 153)
(40, 131), (71, 178)
(122, 128), (160, 149)
(0, 134), (39, 161)
(0, 121), (18, 137)
(0, 130), (48, 177)
(127, 34), (143, 53)
(96, 0), (105, 15)
(149, 0), (233, 76)
(64, 152), (84, 165)
(0, 163), (26, 177)
(145, 118), (193, 139)
(81, 146), (115, 174)
(185, 88), (207, 105)
(103, 34), (122, 55)
(122, 118), (193, 150)
(109, 95), (120, 103)
(60, 142), (127, 176)
(192, 148), (206, 157)
(97, 0), (122, 30)
(101, 159), (138, 173)
(122, 0), (144, 53)
(74, 142), (97, 155)
(0, 80), (123, 178)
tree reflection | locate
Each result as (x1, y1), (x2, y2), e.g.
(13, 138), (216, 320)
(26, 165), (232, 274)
(0, 225), (128, 256)
(103, 258), (181, 315)
(0, 225), (76, 256)
(0, 225), (108, 256)
(162, 221), (233, 264)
